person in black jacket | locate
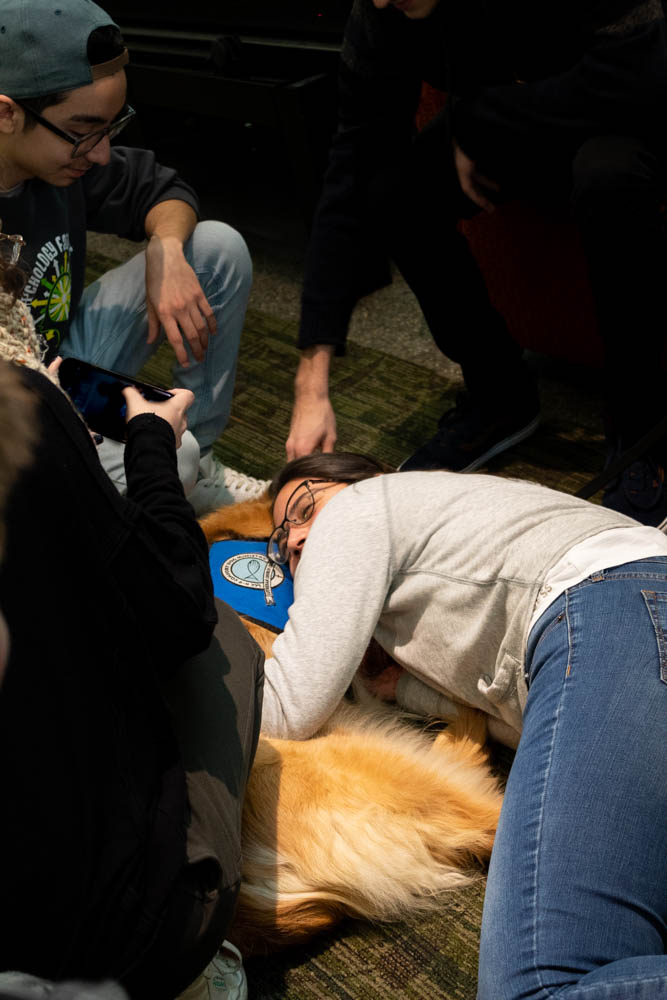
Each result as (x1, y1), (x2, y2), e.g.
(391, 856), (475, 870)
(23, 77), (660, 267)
(288, 0), (667, 525)
(0, 0), (260, 514)
(0, 261), (263, 998)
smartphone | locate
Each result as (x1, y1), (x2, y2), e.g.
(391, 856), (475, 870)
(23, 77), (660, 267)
(58, 357), (173, 442)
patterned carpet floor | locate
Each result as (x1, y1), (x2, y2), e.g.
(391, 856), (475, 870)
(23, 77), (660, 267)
(136, 304), (607, 499)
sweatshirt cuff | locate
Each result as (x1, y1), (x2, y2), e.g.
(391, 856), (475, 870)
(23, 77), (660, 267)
(125, 411), (176, 446)
(298, 299), (357, 355)
(124, 412), (180, 492)
(395, 672), (460, 721)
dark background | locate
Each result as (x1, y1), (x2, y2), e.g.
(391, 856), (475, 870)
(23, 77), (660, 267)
(104, 1), (355, 255)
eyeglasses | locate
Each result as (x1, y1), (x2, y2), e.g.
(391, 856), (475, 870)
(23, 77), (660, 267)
(0, 225), (25, 264)
(14, 101), (136, 159)
(267, 479), (341, 565)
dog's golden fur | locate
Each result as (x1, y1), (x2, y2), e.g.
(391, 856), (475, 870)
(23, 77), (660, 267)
(201, 495), (503, 954)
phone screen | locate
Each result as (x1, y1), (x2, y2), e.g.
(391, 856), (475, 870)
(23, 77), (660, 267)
(59, 358), (172, 441)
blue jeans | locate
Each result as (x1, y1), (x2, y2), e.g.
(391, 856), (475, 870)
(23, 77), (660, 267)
(62, 221), (252, 492)
(478, 558), (667, 1000)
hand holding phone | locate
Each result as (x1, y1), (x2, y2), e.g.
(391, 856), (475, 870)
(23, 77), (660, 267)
(58, 358), (175, 442)
(122, 385), (193, 448)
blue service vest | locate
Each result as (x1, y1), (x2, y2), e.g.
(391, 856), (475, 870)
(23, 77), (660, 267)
(208, 540), (294, 632)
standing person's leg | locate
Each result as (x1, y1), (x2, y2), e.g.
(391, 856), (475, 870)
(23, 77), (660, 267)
(391, 111), (529, 394)
(63, 221), (252, 502)
(389, 110), (540, 472)
(122, 599), (264, 1000)
(572, 135), (667, 524)
(477, 561), (667, 1000)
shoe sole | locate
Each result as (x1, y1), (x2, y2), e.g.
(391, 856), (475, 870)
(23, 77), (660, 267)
(458, 415), (541, 472)
(398, 415), (540, 474)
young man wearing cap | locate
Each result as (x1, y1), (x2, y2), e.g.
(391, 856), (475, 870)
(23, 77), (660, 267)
(288, 0), (667, 526)
(0, 0), (264, 515)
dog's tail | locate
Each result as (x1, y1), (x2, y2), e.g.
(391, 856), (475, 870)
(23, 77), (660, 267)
(432, 707), (490, 769)
(231, 880), (348, 955)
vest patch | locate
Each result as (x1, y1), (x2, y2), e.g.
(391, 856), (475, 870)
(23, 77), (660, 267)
(209, 540), (294, 631)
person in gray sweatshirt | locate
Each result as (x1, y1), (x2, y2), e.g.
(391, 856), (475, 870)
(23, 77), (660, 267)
(261, 451), (667, 1000)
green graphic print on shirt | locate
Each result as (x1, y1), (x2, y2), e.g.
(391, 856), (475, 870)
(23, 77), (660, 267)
(22, 233), (73, 352)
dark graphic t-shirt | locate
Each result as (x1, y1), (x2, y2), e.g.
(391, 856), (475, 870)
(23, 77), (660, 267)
(0, 147), (198, 360)
(0, 181), (82, 357)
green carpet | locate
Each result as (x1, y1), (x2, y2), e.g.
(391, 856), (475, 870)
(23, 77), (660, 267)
(240, 744), (514, 1000)
(138, 306), (607, 498)
(87, 248), (606, 999)
(86, 245), (607, 496)
(243, 882), (487, 1000)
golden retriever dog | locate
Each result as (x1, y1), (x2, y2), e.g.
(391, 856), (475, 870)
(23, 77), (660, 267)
(199, 498), (503, 955)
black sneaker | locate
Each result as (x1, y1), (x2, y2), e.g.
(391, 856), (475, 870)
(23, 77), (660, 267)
(399, 392), (540, 473)
(602, 455), (667, 527)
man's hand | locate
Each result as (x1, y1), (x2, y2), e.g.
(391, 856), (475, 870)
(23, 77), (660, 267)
(453, 141), (500, 213)
(145, 235), (216, 367)
(286, 393), (337, 459)
(286, 344), (337, 459)
(122, 385), (194, 448)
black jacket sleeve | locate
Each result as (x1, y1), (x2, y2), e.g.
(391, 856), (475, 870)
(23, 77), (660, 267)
(117, 411), (217, 667)
(299, 0), (426, 354)
(82, 147), (200, 241)
(7, 370), (215, 674)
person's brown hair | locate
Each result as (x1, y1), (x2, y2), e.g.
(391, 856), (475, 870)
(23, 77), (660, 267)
(269, 451), (391, 500)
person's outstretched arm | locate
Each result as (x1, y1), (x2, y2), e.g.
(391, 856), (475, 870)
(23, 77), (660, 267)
(288, 0), (424, 457)
(261, 484), (394, 738)
(286, 345), (337, 458)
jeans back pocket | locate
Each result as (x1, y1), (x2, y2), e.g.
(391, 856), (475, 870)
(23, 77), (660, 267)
(641, 589), (667, 684)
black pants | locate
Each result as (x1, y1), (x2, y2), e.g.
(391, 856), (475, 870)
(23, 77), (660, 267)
(375, 106), (667, 446)
(122, 600), (264, 1000)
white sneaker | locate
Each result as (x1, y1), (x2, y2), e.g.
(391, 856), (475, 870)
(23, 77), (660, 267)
(187, 453), (270, 516)
(176, 941), (247, 1000)
(221, 466), (271, 502)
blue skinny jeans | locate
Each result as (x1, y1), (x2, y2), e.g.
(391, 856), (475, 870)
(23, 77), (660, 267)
(478, 558), (667, 999)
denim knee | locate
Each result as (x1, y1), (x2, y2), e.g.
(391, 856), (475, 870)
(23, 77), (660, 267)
(96, 429), (200, 496)
(186, 220), (252, 295)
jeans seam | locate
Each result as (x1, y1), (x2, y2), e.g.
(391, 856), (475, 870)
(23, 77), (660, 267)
(178, 257), (248, 448)
(572, 570), (667, 590)
(554, 974), (667, 997)
(641, 589), (667, 684)
(527, 589), (574, 1000)
(529, 609), (566, 670)
(599, 572), (667, 580)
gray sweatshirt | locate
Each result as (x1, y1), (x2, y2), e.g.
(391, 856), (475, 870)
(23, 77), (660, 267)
(261, 471), (638, 740)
